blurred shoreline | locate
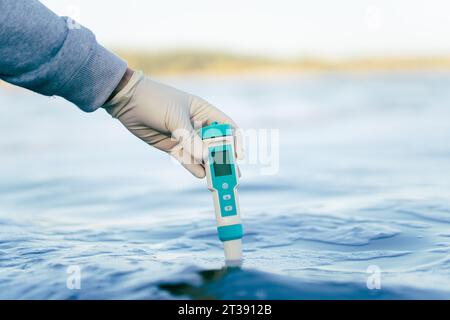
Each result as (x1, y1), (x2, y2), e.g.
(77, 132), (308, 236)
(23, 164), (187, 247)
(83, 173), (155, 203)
(2, 50), (450, 89)
(114, 49), (450, 76)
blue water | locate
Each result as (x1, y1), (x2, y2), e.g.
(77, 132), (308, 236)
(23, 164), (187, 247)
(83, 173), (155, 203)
(1, 72), (450, 299)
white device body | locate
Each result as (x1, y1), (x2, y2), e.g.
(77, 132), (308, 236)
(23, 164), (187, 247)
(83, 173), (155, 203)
(203, 135), (242, 261)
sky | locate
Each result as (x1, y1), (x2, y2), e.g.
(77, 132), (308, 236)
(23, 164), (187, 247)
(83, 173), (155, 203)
(41, 0), (450, 58)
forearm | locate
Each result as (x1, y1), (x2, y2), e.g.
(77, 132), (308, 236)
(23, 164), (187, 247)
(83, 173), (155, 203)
(0, 0), (127, 112)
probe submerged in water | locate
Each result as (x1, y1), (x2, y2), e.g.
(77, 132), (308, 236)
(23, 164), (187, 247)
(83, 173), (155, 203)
(201, 122), (243, 262)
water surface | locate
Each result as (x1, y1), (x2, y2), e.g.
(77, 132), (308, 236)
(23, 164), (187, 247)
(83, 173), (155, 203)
(0, 72), (450, 299)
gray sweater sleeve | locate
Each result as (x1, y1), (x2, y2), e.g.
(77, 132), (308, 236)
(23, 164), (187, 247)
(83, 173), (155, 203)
(0, 0), (127, 112)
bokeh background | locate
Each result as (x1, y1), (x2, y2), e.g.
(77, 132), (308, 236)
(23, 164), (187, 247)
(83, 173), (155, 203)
(1, 0), (450, 299)
(42, 0), (450, 73)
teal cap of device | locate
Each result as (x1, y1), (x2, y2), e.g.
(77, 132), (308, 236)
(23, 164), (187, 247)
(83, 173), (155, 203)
(217, 224), (243, 241)
(201, 122), (233, 140)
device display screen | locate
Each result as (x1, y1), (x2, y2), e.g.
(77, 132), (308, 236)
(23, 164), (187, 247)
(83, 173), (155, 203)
(212, 150), (232, 177)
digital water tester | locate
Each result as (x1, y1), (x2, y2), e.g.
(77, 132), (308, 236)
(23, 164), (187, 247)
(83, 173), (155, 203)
(201, 122), (243, 262)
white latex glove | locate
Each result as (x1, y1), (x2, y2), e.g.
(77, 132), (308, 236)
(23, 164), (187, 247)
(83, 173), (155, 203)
(103, 71), (244, 178)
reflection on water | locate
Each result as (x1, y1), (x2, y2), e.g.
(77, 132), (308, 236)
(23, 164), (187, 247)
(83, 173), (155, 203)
(159, 266), (448, 300)
(1, 72), (450, 299)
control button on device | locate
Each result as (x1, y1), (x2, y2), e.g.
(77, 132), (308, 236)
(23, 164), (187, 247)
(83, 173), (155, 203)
(224, 206), (233, 212)
(222, 183), (229, 190)
(223, 194), (231, 200)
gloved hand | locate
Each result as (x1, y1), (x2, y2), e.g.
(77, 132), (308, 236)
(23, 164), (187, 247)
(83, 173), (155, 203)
(103, 70), (244, 178)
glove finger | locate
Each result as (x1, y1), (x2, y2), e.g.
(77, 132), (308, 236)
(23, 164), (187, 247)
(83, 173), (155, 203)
(170, 144), (206, 178)
(192, 97), (245, 160)
(172, 118), (208, 164)
(209, 114), (245, 161)
(125, 126), (178, 154)
(181, 163), (206, 179)
(233, 128), (245, 161)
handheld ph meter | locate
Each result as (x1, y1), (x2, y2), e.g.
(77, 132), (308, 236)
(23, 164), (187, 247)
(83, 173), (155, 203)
(201, 122), (243, 262)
